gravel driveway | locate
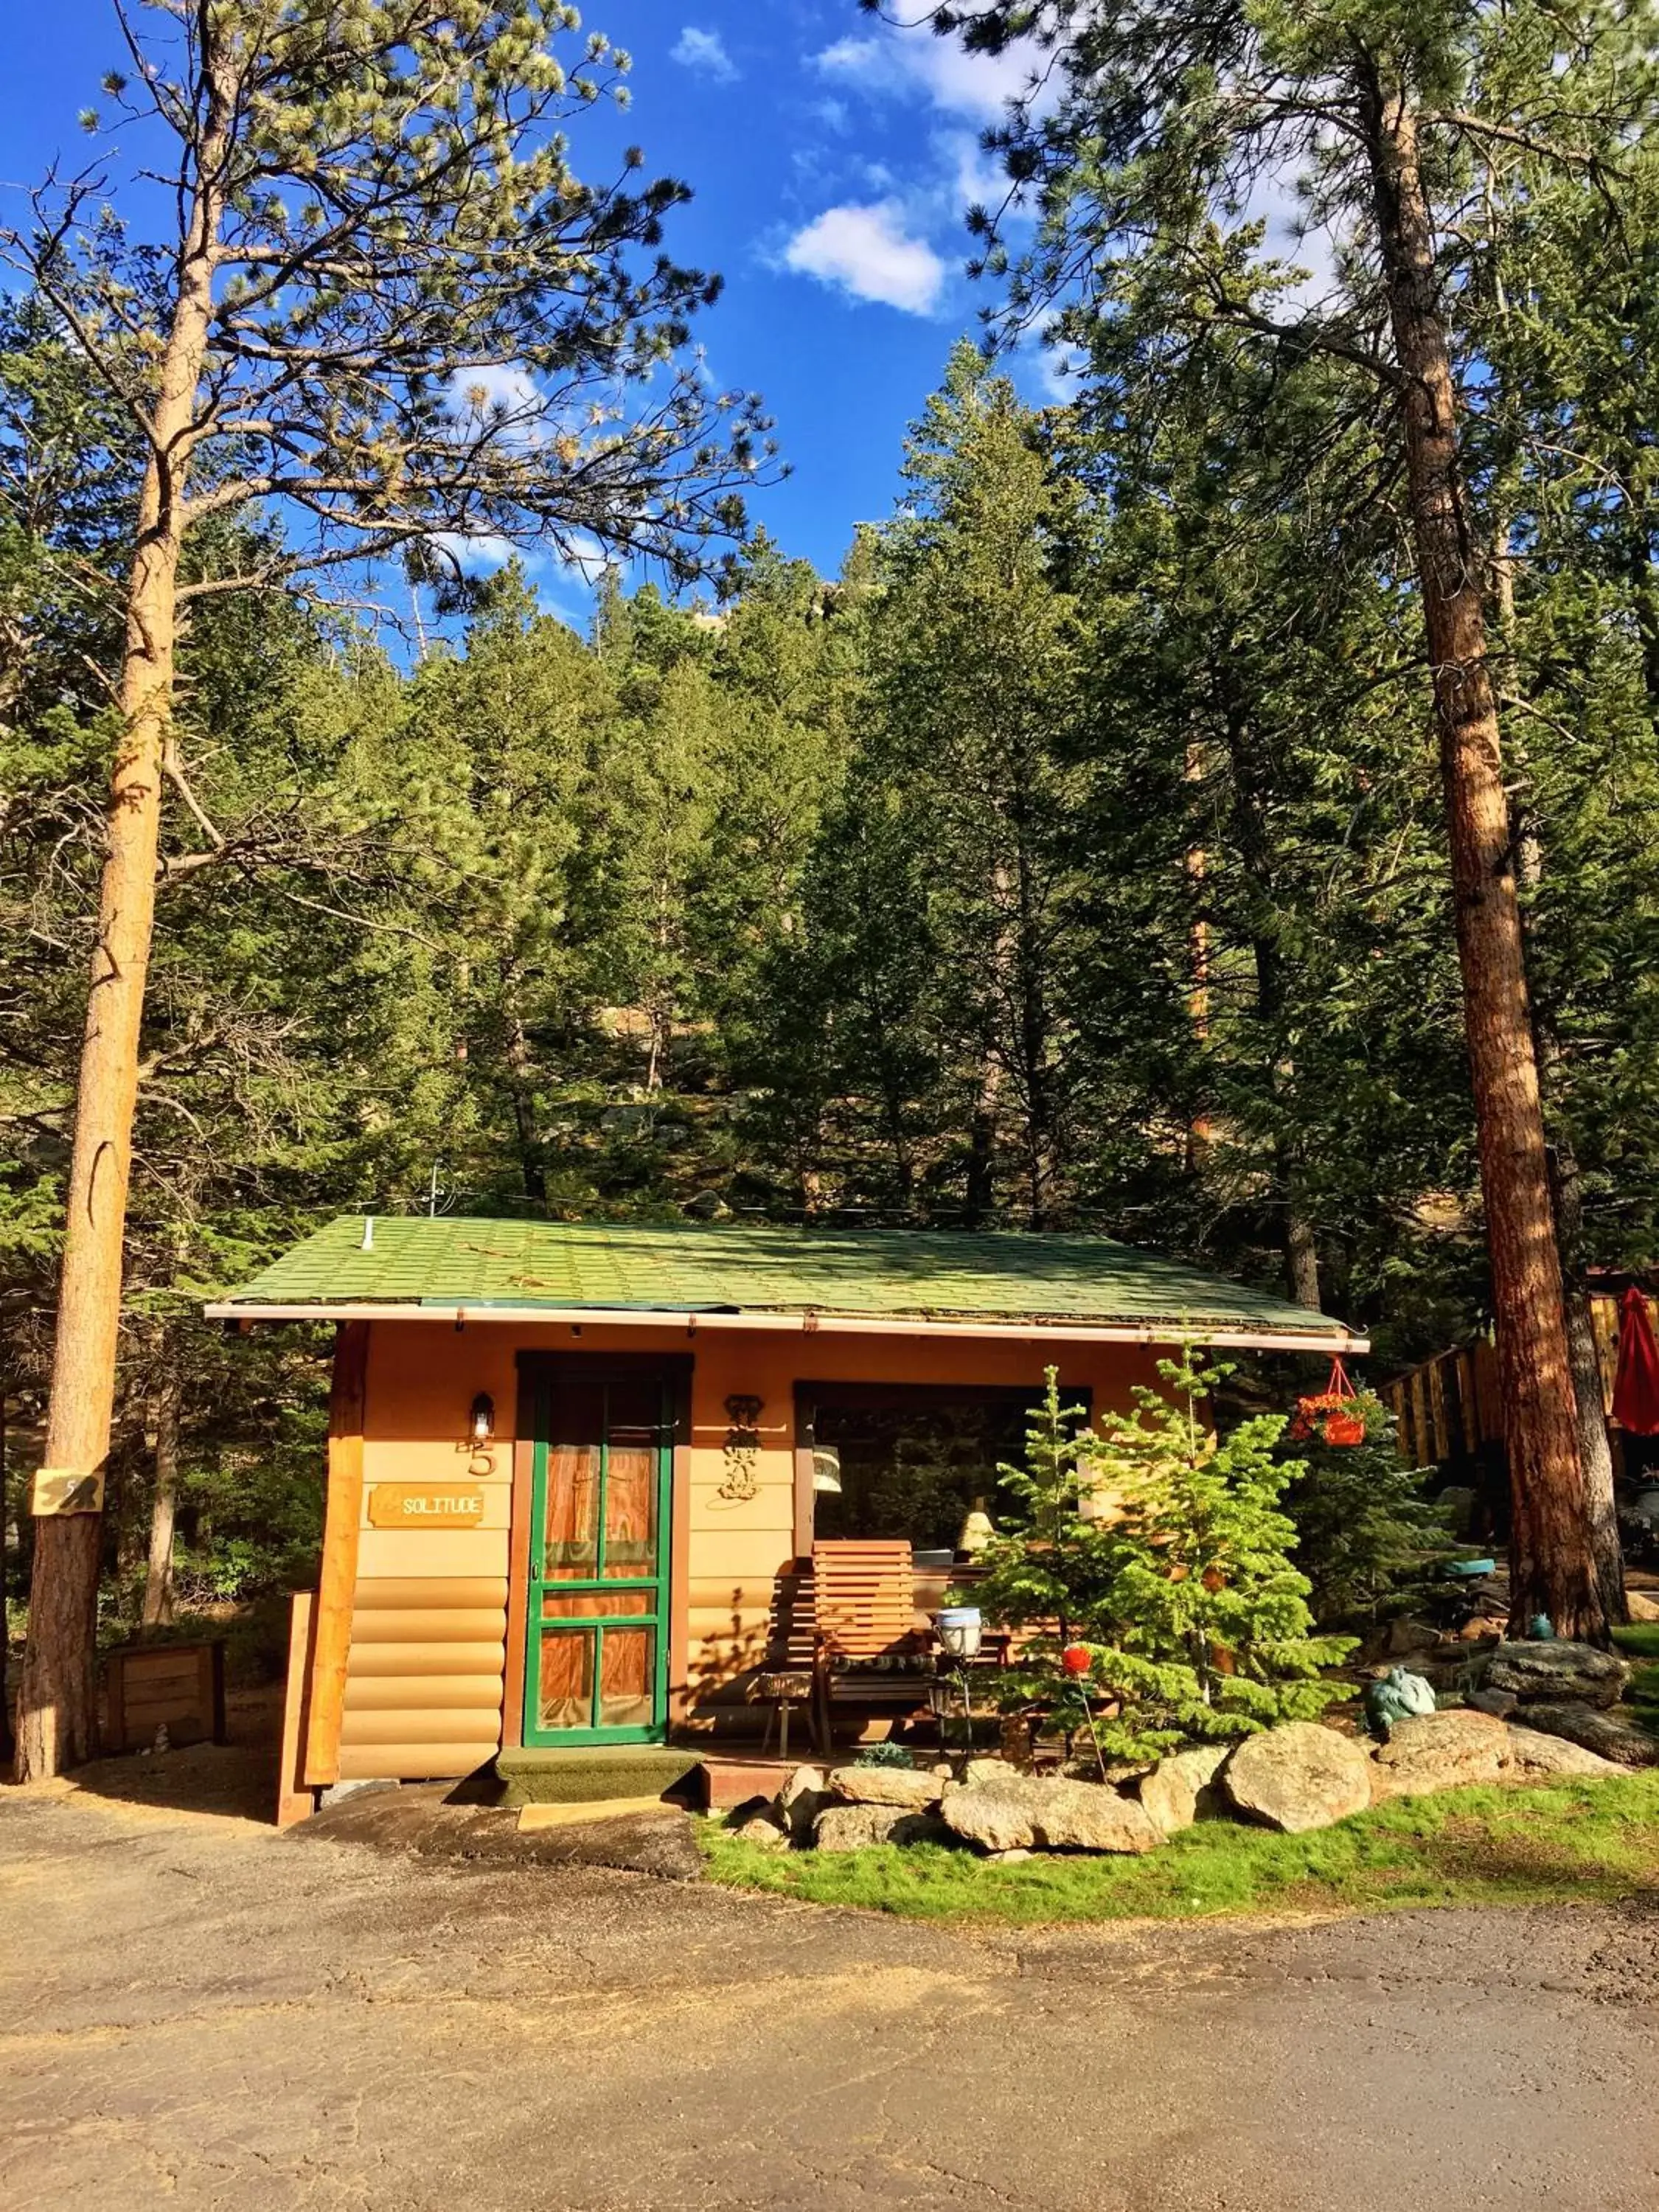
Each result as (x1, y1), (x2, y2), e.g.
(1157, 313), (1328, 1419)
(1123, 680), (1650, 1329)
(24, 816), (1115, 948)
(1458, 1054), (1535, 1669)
(3, 1757), (1658, 2211)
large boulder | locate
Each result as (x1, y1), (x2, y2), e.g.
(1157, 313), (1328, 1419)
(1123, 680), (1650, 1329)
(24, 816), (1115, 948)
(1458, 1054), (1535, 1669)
(731, 1811), (792, 1850)
(961, 1756), (1018, 1790)
(1467, 1686), (1519, 1720)
(1503, 1724), (1632, 1779)
(940, 1773), (1161, 1854)
(829, 1764), (943, 1809)
(776, 1763), (832, 1840)
(1368, 1709), (1509, 1801)
(1484, 1640), (1629, 1709)
(813, 1803), (949, 1851)
(1135, 1761), (1197, 1837)
(1134, 1745), (1231, 1836)
(1517, 1701), (1659, 1767)
(1222, 1723), (1373, 1834)
(1626, 1590), (1659, 1624)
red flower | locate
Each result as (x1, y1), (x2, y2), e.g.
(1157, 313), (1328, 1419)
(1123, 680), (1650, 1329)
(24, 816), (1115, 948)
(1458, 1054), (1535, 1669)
(1060, 1643), (1092, 1677)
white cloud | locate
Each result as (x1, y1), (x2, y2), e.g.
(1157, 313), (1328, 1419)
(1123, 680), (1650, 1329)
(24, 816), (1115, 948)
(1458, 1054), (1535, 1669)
(447, 364), (541, 420)
(1035, 349), (1082, 403)
(813, 25), (1043, 123)
(782, 201), (946, 314)
(1235, 170), (1343, 313)
(934, 127), (1007, 216)
(431, 530), (521, 574)
(557, 532), (611, 583)
(671, 27), (737, 83)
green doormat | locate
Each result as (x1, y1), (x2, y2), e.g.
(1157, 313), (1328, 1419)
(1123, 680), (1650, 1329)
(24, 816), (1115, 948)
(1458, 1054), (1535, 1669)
(495, 1745), (706, 1809)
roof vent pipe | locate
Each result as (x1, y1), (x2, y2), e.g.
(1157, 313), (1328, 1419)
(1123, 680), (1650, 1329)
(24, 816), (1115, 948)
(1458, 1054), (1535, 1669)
(361, 1215), (375, 1252)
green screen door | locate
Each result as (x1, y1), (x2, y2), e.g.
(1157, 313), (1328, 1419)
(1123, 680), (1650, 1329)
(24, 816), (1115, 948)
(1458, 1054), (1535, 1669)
(524, 1368), (674, 1745)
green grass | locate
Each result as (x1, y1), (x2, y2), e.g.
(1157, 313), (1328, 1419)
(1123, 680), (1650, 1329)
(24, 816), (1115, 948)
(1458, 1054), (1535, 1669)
(1613, 1623), (1659, 1738)
(700, 1773), (1659, 1927)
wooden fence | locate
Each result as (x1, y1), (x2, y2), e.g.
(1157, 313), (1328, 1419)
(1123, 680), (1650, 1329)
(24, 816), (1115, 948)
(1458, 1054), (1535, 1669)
(1380, 1293), (1650, 1470)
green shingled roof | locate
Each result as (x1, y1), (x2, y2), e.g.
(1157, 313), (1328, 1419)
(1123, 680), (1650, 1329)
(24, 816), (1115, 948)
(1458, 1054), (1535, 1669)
(212, 1215), (1359, 1344)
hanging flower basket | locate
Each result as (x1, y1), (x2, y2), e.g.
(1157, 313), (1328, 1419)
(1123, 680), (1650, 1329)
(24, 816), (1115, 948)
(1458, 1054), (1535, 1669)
(1290, 1358), (1366, 1447)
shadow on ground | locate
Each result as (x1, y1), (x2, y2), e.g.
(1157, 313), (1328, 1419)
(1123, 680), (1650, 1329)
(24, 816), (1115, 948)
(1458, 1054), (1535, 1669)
(8, 1684), (286, 1826)
(299, 1779), (704, 1879)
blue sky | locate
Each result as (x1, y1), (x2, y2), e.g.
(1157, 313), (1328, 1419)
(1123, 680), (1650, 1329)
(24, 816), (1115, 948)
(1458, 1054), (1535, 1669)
(0, 1), (1062, 613)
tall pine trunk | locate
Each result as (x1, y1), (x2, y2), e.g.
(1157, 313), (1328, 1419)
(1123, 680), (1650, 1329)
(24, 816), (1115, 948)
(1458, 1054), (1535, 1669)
(0, 1396), (13, 1768)
(14, 74), (229, 1779)
(140, 1379), (181, 1633)
(1551, 1143), (1627, 1623)
(1363, 85), (1604, 1641)
(1499, 667), (1628, 1623)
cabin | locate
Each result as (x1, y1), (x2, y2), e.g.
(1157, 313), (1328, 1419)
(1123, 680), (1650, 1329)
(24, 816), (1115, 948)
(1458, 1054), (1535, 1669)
(207, 1216), (1366, 1820)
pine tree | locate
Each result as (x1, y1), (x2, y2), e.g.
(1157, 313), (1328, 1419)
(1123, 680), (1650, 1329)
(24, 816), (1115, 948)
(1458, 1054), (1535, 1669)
(973, 1363), (1354, 1761)
(911, 0), (1652, 1636)
(1278, 1398), (1453, 1629)
(5, 0), (769, 1776)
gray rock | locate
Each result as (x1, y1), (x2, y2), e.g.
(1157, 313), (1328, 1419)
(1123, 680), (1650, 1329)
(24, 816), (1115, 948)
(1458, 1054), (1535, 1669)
(829, 1764), (942, 1809)
(1165, 1742), (1233, 1812)
(1222, 1723), (1373, 1834)
(1503, 1724), (1632, 1779)
(1485, 1640), (1629, 1709)
(1517, 1701), (1659, 1767)
(731, 1812), (791, 1850)
(1135, 1761), (1197, 1837)
(776, 1763), (832, 1840)
(1141, 1743), (1248, 1832)
(1368, 1709), (1509, 1801)
(1467, 1686), (1518, 1719)
(813, 1803), (949, 1851)
(1385, 1615), (1440, 1657)
(940, 1774), (1161, 1855)
(961, 1757), (1015, 1790)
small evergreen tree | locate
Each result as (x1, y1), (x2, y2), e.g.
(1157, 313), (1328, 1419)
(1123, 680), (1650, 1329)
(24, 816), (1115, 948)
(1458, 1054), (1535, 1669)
(1278, 1397), (1453, 1630)
(973, 1361), (1354, 1761)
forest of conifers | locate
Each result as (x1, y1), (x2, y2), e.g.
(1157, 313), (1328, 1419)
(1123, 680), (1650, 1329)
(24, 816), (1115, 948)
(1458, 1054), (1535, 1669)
(4, 0), (1659, 1630)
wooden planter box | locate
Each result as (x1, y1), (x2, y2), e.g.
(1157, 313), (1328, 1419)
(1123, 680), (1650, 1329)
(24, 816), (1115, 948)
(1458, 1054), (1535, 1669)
(104, 1640), (227, 1754)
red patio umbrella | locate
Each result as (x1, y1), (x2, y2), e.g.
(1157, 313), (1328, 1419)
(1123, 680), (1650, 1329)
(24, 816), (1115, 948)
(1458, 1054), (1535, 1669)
(1612, 1286), (1659, 1436)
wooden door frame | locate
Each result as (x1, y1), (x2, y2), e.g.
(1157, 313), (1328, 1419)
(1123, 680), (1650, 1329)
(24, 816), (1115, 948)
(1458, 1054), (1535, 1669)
(504, 1351), (693, 1750)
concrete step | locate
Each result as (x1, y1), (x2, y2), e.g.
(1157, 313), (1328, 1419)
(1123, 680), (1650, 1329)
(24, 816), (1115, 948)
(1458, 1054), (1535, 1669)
(697, 1755), (807, 1811)
(494, 1743), (704, 1809)
(517, 1797), (681, 1832)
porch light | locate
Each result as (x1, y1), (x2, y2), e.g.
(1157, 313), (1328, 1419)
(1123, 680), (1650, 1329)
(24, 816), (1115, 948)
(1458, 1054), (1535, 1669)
(469, 1392), (495, 1447)
(812, 1444), (843, 1495)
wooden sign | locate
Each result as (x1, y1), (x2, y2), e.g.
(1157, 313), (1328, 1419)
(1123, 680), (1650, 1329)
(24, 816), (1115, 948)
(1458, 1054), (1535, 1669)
(32, 1467), (105, 1516)
(366, 1483), (486, 1529)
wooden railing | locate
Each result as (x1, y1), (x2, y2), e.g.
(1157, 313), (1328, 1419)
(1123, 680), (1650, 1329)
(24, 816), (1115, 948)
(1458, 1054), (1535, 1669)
(1380, 1293), (1650, 1470)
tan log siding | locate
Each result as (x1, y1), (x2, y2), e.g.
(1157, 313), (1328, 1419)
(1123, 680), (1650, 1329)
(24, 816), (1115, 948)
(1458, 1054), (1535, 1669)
(337, 1575), (507, 1781)
(342, 1318), (1169, 1745)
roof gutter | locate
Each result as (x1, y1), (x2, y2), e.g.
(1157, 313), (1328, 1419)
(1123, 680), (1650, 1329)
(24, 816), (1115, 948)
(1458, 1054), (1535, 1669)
(203, 1298), (1368, 1354)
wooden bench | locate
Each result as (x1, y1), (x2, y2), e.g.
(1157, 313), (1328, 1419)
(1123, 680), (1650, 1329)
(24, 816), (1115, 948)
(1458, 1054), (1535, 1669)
(757, 1542), (941, 1756)
(810, 1540), (934, 1750)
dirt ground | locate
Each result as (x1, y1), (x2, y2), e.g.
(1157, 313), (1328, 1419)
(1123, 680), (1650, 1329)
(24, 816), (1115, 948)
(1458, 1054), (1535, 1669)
(4, 1741), (1659, 2212)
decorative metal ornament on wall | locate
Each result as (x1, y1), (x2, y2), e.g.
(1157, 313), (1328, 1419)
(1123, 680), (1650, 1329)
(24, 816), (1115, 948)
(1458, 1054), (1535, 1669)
(718, 1394), (764, 1501)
